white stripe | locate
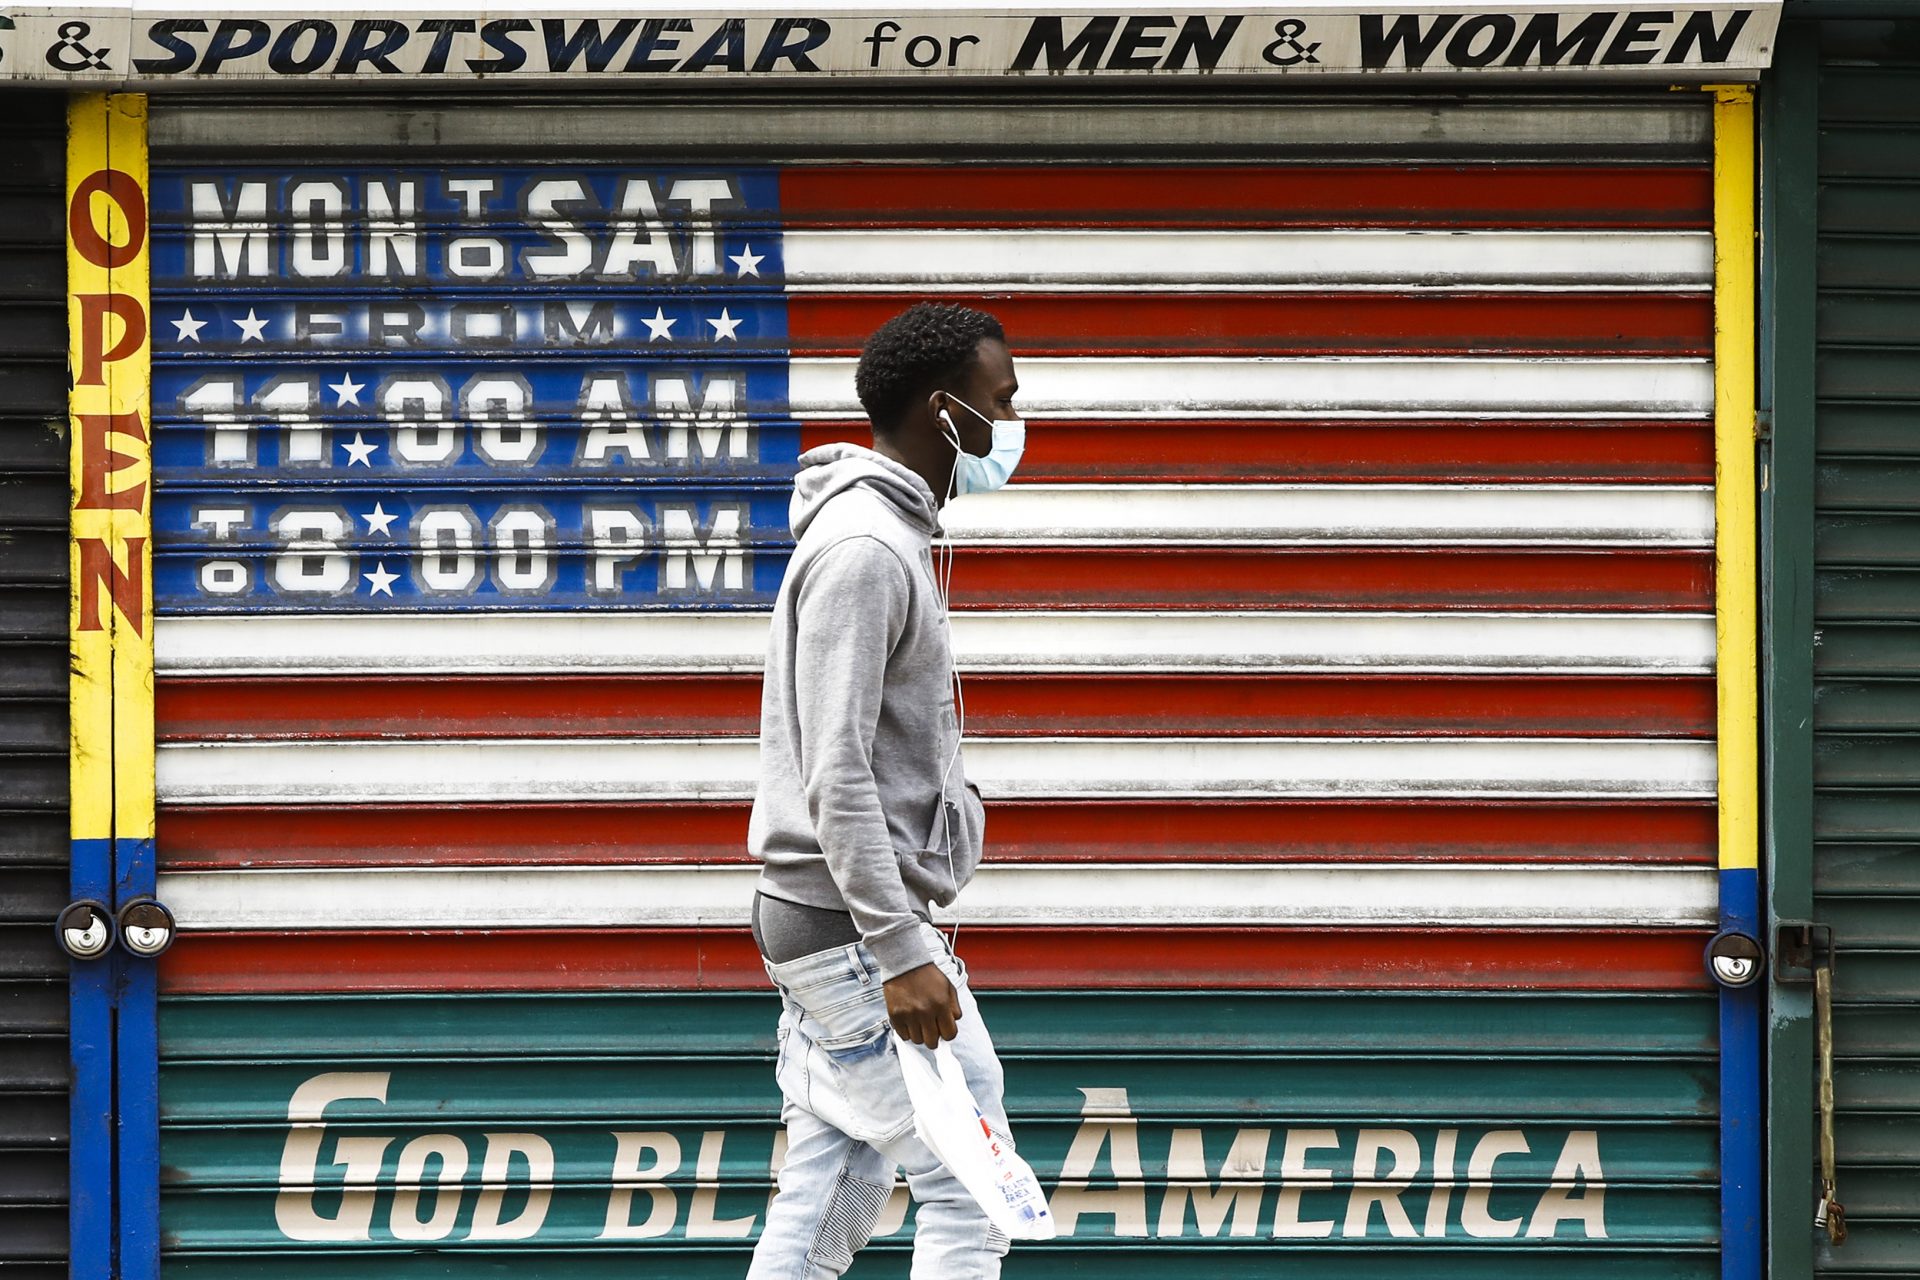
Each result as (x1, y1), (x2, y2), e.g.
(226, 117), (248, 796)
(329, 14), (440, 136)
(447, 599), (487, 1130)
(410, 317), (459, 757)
(779, 231), (1712, 289)
(156, 736), (1715, 805)
(155, 611), (1715, 677)
(152, 484), (1718, 549)
(946, 485), (1714, 546)
(156, 100), (1709, 159)
(790, 357), (1713, 418)
(158, 863), (1717, 930)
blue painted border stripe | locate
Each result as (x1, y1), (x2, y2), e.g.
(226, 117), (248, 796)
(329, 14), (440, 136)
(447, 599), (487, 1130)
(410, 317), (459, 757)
(118, 834), (160, 1280)
(69, 837), (115, 1280)
(1720, 864), (1762, 1279)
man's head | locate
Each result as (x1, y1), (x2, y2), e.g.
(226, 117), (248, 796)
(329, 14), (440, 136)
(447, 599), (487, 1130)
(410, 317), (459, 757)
(854, 304), (1017, 500)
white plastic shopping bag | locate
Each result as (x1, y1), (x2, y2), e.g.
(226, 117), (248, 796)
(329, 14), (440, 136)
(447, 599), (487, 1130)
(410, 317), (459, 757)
(892, 1033), (1056, 1239)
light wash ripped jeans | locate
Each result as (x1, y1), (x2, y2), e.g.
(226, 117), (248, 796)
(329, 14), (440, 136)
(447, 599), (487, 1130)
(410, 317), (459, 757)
(746, 921), (1012, 1280)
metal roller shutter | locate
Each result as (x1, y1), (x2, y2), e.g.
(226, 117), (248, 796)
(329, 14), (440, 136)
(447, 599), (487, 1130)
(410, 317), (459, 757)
(0, 89), (76, 1280)
(145, 90), (1726, 1277)
(1805, 16), (1920, 1277)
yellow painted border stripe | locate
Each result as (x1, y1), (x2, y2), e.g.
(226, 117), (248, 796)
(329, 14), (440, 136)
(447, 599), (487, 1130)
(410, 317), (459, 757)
(1711, 85), (1758, 873)
(107, 94), (154, 847)
(67, 93), (116, 846)
(66, 93), (153, 847)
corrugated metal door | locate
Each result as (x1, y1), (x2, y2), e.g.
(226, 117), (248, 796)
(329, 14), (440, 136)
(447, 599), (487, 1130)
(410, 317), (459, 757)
(1805, 16), (1920, 1275)
(0, 89), (76, 1280)
(144, 91), (1731, 1276)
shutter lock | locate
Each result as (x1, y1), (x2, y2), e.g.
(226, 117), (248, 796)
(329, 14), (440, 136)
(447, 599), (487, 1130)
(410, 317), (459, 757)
(117, 898), (176, 958)
(1705, 930), (1764, 989)
(55, 900), (115, 960)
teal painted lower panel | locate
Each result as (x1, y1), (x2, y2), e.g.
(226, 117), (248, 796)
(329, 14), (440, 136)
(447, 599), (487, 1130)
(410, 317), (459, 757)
(158, 992), (1717, 1264)
(153, 990), (1728, 1258)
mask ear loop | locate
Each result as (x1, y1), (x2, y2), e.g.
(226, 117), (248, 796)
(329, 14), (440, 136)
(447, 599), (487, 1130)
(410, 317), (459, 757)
(932, 407), (967, 953)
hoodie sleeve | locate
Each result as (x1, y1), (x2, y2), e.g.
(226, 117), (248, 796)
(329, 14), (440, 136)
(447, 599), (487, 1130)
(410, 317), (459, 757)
(792, 535), (938, 980)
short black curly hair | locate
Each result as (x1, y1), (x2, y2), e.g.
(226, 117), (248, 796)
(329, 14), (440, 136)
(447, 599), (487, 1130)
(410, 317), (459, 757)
(854, 303), (1005, 432)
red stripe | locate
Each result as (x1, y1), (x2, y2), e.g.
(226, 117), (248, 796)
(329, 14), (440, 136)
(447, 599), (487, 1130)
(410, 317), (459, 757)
(149, 549), (1716, 619)
(159, 926), (1714, 993)
(943, 548), (1712, 610)
(788, 293), (1711, 357)
(777, 166), (1711, 228)
(158, 676), (764, 741)
(157, 800), (1715, 870)
(800, 421), (1715, 484)
(157, 674), (1714, 742)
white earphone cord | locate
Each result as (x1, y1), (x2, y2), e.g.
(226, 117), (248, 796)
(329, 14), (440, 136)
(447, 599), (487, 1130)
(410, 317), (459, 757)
(932, 419), (967, 951)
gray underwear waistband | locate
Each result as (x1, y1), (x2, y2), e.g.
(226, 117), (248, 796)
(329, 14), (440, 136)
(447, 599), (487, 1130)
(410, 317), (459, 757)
(751, 890), (862, 964)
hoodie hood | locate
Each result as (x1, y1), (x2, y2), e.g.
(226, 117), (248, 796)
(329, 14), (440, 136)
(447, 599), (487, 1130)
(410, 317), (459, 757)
(790, 442), (940, 541)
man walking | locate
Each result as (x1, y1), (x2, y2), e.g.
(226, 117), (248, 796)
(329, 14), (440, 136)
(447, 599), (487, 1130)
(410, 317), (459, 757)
(745, 302), (1026, 1278)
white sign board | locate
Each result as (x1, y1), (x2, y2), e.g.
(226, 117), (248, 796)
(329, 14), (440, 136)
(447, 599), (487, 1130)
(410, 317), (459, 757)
(0, 2), (1781, 83)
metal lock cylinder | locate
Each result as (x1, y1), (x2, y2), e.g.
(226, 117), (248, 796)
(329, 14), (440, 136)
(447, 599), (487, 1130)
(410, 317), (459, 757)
(1705, 930), (1764, 988)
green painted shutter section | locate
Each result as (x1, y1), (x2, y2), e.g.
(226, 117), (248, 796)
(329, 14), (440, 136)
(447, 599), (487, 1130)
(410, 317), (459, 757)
(1809, 17), (1920, 1276)
(159, 991), (1717, 1275)
(0, 90), (75, 1280)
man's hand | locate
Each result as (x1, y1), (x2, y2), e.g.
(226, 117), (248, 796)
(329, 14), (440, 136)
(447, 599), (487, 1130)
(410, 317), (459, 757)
(885, 962), (961, 1047)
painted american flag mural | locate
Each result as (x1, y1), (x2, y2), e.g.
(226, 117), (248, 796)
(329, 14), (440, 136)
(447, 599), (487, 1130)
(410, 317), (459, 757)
(145, 107), (1726, 1265)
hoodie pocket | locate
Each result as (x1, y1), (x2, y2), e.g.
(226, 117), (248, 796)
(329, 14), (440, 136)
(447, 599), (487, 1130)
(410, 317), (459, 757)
(901, 845), (959, 907)
(901, 814), (981, 908)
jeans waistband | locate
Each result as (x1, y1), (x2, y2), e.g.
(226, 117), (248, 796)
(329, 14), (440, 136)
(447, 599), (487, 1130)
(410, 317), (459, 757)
(763, 939), (872, 994)
(762, 920), (953, 993)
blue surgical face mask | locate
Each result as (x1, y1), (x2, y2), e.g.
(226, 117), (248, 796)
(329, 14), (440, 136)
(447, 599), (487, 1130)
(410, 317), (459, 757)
(938, 396), (1025, 497)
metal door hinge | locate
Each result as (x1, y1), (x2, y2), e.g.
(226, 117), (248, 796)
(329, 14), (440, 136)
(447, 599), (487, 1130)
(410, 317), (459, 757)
(1754, 410), (1772, 441)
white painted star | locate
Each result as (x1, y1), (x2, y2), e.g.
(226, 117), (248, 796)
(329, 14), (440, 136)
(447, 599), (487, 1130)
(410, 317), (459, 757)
(363, 561), (398, 597)
(362, 503), (398, 537)
(171, 309), (206, 343)
(707, 308), (742, 342)
(729, 245), (764, 277)
(341, 432), (378, 467)
(233, 308), (269, 343)
(642, 307), (677, 342)
(329, 373), (365, 406)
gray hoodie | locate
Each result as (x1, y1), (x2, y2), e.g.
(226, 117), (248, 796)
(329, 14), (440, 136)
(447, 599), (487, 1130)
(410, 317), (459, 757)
(747, 443), (987, 980)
